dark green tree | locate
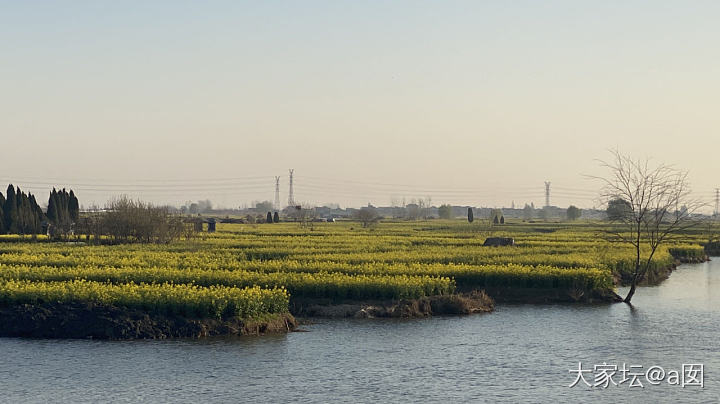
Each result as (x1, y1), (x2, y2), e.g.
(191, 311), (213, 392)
(606, 198), (631, 221)
(47, 189), (58, 224)
(490, 209), (503, 225)
(69, 190), (80, 222)
(0, 184), (63, 235)
(266, 211), (273, 223)
(10, 187), (43, 234)
(273, 211), (279, 223)
(28, 194), (43, 233)
(4, 184), (18, 233)
(46, 188), (79, 237)
(59, 188), (70, 224)
(0, 191), (5, 232)
(438, 204), (453, 219)
(467, 207), (474, 223)
(567, 205), (582, 221)
(16, 187), (28, 233)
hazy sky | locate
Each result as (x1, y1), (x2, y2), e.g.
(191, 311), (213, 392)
(1, 1), (718, 210)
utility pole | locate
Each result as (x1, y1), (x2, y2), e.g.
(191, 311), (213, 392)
(287, 169), (295, 207)
(544, 181), (551, 208)
(274, 176), (281, 211)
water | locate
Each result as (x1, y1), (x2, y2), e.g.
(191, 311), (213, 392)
(2, 260), (719, 403)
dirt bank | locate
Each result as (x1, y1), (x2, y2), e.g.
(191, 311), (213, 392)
(0, 302), (297, 339)
(480, 287), (623, 304)
(615, 256), (710, 287)
(291, 290), (494, 318)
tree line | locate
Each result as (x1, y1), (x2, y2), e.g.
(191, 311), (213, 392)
(0, 183), (200, 243)
(0, 184), (80, 235)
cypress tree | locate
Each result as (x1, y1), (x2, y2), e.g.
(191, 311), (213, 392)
(64, 189), (70, 222)
(0, 191), (5, 233)
(28, 194), (43, 233)
(23, 188), (35, 233)
(4, 185), (18, 233)
(63, 189), (71, 223)
(35, 202), (44, 233)
(59, 188), (69, 225)
(69, 190), (79, 222)
(0, 185), (73, 234)
(23, 192), (31, 233)
(56, 189), (64, 224)
(273, 211), (279, 223)
(47, 189), (58, 224)
(467, 207), (474, 223)
(17, 188), (29, 233)
(266, 211), (273, 223)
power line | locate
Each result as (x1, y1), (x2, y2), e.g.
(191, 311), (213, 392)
(0, 175), (272, 185)
(0, 172), (649, 209)
(552, 186), (598, 195)
(0, 178), (272, 190)
(299, 179), (542, 195)
(301, 175), (541, 192)
(4, 185), (272, 194)
(295, 183), (545, 199)
(1, 174), (601, 196)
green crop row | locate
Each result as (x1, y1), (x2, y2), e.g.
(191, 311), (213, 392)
(0, 264), (455, 300)
(0, 279), (288, 319)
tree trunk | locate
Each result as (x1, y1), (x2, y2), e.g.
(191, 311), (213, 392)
(627, 234), (641, 304)
(624, 283), (636, 304)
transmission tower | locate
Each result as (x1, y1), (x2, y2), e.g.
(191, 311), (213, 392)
(274, 176), (281, 211)
(714, 188), (719, 218)
(544, 181), (551, 208)
(287, 169), (295, 207)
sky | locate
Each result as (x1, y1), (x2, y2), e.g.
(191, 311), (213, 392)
(1, 1), (719, 211)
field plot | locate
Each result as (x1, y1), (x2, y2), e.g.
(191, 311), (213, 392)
(0, 220), (706, 320)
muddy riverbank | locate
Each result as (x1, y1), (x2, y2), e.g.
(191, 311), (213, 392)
(0, 302), (297, 339)
(291, 291), (495, 318)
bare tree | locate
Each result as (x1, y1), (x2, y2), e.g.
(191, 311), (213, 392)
(594, 150), (702, 304)
(354, 206), (380, 228)
(101, 196), (185, 244)
(406, 197), (431, 220)
(406, 199), (421, 220)
(287, 204), (317, 228)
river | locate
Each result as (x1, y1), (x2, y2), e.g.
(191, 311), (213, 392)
(1, 260), (719, 403)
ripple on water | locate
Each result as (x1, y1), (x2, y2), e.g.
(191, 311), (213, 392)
(1, 260), (720, 403)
